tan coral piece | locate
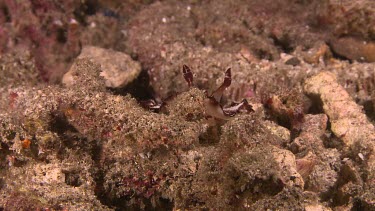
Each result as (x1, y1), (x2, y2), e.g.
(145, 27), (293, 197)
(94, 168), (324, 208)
(271, 146), (305, 188)
(63, 46), (141, 88)
(304, 71), (375, 147)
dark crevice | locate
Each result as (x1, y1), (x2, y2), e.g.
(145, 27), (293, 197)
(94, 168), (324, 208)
(199, 124), (221, 146)
(49, 112), (88, 161)
(352, 197), (371, 211)
(84, 0), (99, 16)
(50, 112), (78, 136)
(5, 130), (16, 141)
(363, 99), (375, 121)
(270, 34), (294, 54)
(254, 49), (274, 61)
(63, 170), (82, 187)
(1, 5), (11, 22)
(327, 162), (363, 207)
(93, 171), (110, 207)
(49, 113), (111, 206)
(323, 129), (345, 150)
(91, 141), (112, 208)
(108, 69), (154, 101)
(306, 94), (324, 115)
(97, 189), (174, 211)
(0, 142), (11, 169)
(56, 28), (68, 44)
(73, 0), (99, 25)
(235, 177), (284, 206)
(195, 35), (207, 46)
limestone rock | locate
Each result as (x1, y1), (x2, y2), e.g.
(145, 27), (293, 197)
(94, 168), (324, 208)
(304, 71), (375, 147)
(271, 146), (305, 188)
(63, 46), (141, 88)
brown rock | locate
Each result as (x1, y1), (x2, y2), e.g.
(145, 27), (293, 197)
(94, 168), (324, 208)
(330, 37), (375, 63)
(302, 42), (332, 64)
(304, 71), (375, 147)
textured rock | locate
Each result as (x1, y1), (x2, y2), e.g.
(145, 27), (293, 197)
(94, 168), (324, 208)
(304, 71), (375, 206)
(304, 71), (375, 147)
(305, 204), (332, 211)
(1, 158), (110, 210)
(264, 120), (291, 143)
(63, 46), (141, 88)
(271, 146), (305, 188)
(330, 37), (375, 62)
(0, 50), (40, 88)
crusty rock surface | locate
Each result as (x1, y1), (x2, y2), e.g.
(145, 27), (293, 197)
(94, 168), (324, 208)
(63, 46), (141, 88)
(330, 37), (375, 62)
(304, 71), (375, 148)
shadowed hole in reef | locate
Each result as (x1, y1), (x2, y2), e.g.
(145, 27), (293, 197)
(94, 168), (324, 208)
(49, 112), (93, 161)
(0, 142), (28, 167)
(50, 112), (79, 136)
(3, 127), (16, 141)
(352, 197), (370, 211)
(56, 28), (68, 44)
(270, 34), (294, 54)
(199, 124), (221, 146)
(327, 163), (361, 207)
(73, 0), (99, 25)
(0, 178), (4, 189)
(236, 177), (284, 206)
(108, 69), (155, 101)
(93, 171), (111, 208)
(91, 141), (114, 208)
(306, 94), (324, 115)
(109, 196), (174, 211)
(1, 5), (11, 22)
(0, 143), (11, 166)
(363, 99), (375, 121)
(63, 170), (82, 187)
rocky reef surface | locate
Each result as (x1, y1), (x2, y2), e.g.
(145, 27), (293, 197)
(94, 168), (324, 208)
(0, 0), (375, 210)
